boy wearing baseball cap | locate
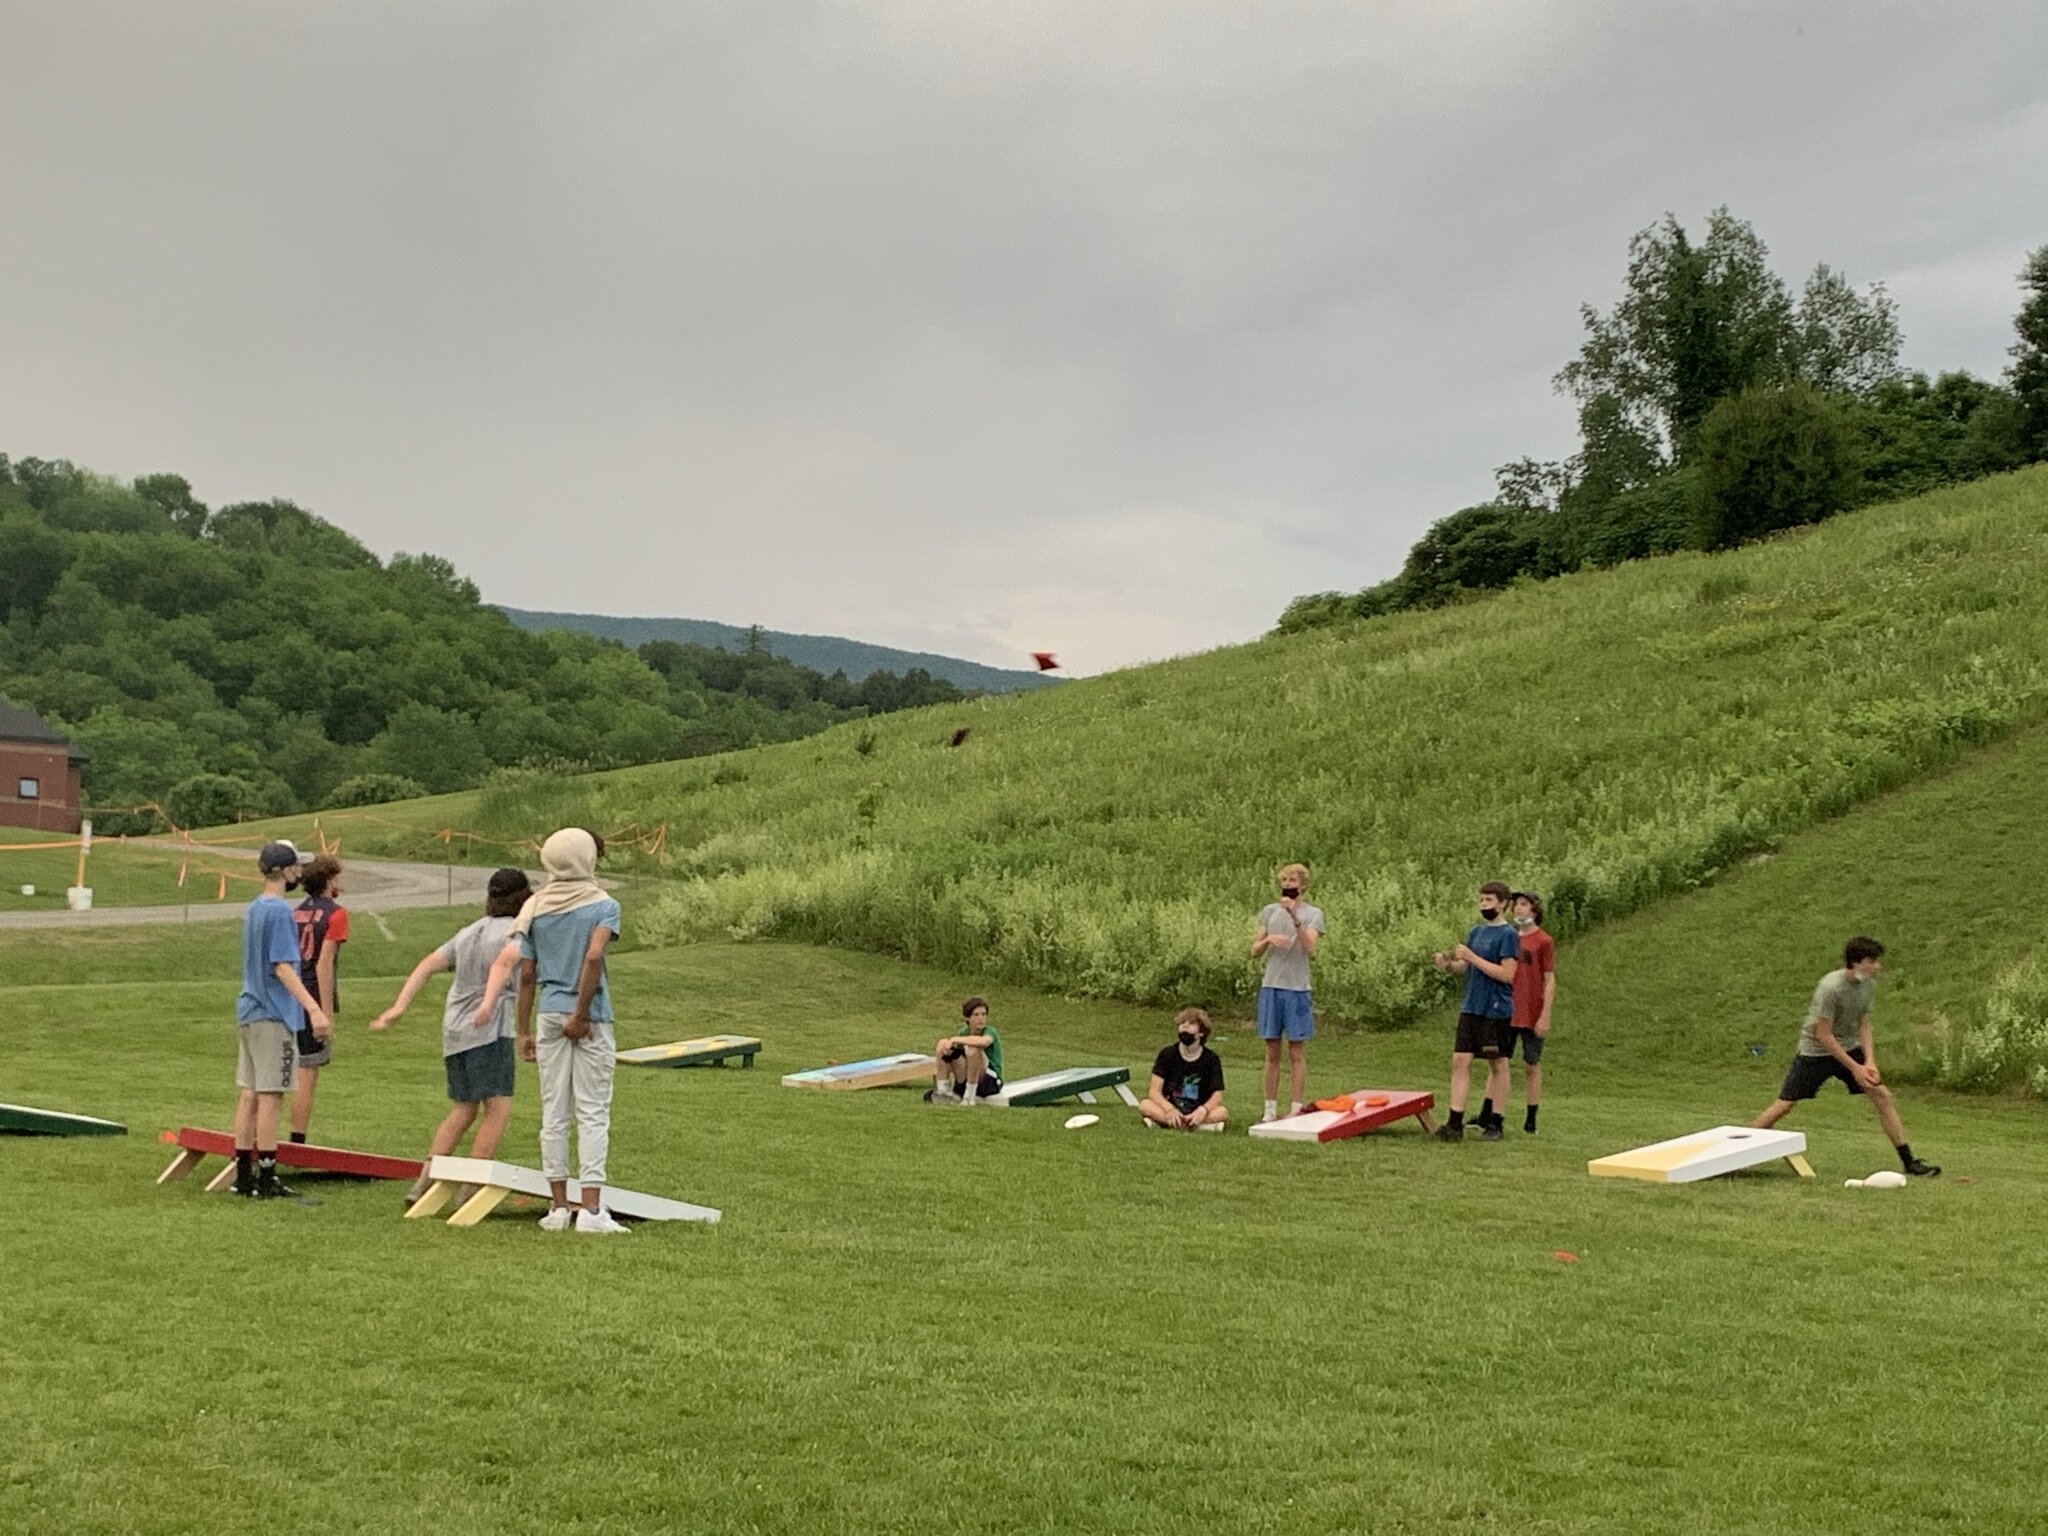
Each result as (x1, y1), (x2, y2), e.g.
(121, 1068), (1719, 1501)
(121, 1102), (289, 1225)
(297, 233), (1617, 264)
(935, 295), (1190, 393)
(233, 842), (332, 1198)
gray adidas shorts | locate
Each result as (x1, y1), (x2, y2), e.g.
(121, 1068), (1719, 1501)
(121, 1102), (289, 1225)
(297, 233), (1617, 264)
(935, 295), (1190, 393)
(236, 1019), (297, 1095)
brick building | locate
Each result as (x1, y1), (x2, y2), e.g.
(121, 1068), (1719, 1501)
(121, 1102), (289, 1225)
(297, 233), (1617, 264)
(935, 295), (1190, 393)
(0, 700), (87, 833)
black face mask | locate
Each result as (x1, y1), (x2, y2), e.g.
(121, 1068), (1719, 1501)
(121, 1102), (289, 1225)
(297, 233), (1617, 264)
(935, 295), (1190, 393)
(1177, 1031), (1200, 1046)
(1479, 905), (1499, 920)
(284, 877), (302, 893)
(1280, 887), (1300, 899)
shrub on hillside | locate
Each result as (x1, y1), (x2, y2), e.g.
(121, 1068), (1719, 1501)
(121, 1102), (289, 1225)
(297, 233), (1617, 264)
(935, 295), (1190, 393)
(1573, 468), (1701, 568)
(326, 773), (429, 809)
(164, 772), (267, 829)
(1692, 384), (1861, 550)
(1936, 955), (2048, 1095)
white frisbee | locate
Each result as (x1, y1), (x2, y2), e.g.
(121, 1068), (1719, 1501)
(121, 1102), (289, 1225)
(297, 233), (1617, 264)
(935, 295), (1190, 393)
(1062, 1113), (1100, 1130)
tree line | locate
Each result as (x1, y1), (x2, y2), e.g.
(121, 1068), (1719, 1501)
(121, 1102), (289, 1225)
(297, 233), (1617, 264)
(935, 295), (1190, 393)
(1279, 212), (2048, 630)
(0, 464), (964, 832)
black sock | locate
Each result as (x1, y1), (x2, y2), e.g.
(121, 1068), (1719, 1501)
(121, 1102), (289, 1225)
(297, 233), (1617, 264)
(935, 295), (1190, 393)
(235, 1149), (254, 1184)
(289, 1131), (307, 1144)
(1525, 1105), (1539, 1132)
(1478, 1097), (1494, 1126)
(257, 1152), (278, 1183)
(1448, 1109), (1465, 1130)
(1896, 1142), (1914, 1168)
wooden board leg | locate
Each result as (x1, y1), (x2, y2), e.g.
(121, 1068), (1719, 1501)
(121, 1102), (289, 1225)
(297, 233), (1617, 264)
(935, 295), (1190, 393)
(1414, 1110), (1438, 1135)
(157, 1149), (205, 1185)
(1077, 1090), (1098, 1105)
(741, 1052), (755, 1069)
(405, 1181), (454, 1219)
(203, 1162), (239, 1193)
(1113, 1083), (1140, 1107)
(446, 1184), (513, 1228)
(1786, 1154), (1815, 1180)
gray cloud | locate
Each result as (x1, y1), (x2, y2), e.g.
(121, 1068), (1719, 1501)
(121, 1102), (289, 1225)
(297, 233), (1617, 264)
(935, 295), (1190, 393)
(3, 2), (2043, 671)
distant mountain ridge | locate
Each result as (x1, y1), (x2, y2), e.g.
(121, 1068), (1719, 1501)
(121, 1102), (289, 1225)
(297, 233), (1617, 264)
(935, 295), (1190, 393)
(498, 608), (1059, 694)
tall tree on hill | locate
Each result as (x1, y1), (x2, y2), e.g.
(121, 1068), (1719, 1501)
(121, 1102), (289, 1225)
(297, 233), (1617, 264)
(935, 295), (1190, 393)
(1557, 208), (1899, 465)
(2008, 244), (2048, 462)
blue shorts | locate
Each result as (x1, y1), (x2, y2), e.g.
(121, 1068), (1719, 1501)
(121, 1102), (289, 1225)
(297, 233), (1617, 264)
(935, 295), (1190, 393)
(1257, 987), (1315, 1042)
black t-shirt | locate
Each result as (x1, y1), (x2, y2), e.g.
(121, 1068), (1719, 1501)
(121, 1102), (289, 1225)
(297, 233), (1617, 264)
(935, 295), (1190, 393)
(1151, 1045), (1223, 1111)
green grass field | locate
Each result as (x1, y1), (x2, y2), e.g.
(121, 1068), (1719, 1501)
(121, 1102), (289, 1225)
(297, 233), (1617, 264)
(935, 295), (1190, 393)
(0, 830), (254, 913)
(7, 727), (2046, 1534)
(221, 468), (2048, 1025)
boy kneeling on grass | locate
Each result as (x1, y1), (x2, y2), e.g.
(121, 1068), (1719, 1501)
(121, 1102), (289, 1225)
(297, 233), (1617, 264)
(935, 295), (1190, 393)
(371, 867), (534, 1203)
(1140, 1007), (1227, 1130)
(1751, 935), (1939, 1178)
(232, 842), (332, 1200)
(927, 996), (1003, 1104)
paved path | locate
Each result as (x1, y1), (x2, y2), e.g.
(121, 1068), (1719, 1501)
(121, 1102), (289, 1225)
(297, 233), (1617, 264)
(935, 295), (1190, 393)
(0, 845), (498, 931)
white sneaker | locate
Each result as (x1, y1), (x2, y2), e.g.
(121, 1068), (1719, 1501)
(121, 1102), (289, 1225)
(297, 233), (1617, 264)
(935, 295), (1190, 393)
(1260, 1103), (1278, 1123)
(538, 1206), (574, 1232)
(1197, 1122), (1225, 1132)
(1287, 1103), (1304, 1118)
(575, 1207), (630, 1235)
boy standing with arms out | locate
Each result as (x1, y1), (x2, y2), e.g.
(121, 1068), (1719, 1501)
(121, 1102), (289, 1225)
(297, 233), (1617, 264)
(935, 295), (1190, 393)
(1507, 891), (1555, 1135)
(928, 996), (1003, 1104)
(290, 855), (348, 1144)
(478, 829), (627, 1234)
(234, 842), (332, 1198)
(1253, 863), (1324, 1122)
(1432, 880), (1519, 1142)
(372, 868), (534, 1203)
(1751, 937), (1939, 1177)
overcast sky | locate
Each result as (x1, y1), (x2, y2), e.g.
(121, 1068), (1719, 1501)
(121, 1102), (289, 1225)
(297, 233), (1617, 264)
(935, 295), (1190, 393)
(3, 3), (2043, 673)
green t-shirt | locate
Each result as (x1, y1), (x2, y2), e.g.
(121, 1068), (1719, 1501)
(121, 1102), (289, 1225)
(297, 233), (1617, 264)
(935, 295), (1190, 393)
(1797, 969), (1874, 1057)
(969, 1023), (1003, 1080)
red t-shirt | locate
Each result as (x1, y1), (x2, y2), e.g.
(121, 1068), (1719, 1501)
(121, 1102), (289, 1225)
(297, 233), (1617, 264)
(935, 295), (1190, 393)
(1512, 926), (1554, 1029)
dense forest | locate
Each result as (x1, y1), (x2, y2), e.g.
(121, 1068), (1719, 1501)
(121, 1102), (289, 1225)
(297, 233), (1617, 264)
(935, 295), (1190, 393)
(0, 464), (964, 832)
(1280, 214), (2048, 629)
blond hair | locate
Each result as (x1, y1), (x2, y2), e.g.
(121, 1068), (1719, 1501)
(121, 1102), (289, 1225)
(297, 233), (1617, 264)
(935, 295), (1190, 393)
(1277, 862), (1309, 886)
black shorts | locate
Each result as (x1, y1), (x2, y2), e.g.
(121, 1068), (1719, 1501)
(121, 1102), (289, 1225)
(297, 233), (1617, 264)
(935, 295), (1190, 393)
(1778, 1048), (1865, 1102)
(1506, 1027), (1545, 1065)
(1454, 1012), (1511, 1059)
(446, 1037), (517, 1103)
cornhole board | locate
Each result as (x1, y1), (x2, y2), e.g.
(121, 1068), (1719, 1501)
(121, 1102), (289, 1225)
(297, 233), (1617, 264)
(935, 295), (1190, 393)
(781, 1053), (935, 1091)
(404, 1155), (720, 1228)
(1588, 1125), (1813, 1184)
(618, 1034), (762, 1069)
(1249, 1089), (1436, 1143)
(0, 1102), (128, 1137)
(155, 1126), (423, 1191)
(987, 1066), (1140, 1108)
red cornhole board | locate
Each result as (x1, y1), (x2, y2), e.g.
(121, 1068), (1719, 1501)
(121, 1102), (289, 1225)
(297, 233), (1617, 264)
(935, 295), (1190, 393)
(156, 1126), (423, 1192)
(1247, 1089), (1436, 1143)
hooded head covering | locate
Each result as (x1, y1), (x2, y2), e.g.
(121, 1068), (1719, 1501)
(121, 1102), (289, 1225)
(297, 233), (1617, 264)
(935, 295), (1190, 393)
(510, 827), (610, 935)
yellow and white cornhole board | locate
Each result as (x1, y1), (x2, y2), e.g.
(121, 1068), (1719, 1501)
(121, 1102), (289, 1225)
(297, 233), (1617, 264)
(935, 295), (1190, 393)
(405, 1155), (721, 1227)
(1589, 1125), (1813, 1184)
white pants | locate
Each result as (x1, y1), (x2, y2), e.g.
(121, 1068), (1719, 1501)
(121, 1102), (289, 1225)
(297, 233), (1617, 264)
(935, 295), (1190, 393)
(536, 1013), (616, 1185)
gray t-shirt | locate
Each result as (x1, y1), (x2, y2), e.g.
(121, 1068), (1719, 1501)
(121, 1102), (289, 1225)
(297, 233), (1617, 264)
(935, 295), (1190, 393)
(1257, 902), (1325, 992)
(438, 914), (521, 1057)
(1797, 968), (1874, 1058)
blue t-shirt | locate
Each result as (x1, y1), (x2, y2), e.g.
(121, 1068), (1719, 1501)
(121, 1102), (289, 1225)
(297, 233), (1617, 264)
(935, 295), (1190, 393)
(518, 898), (622, 1021)
(236, 894), (304, 1027)
(1460, 920), (1519, 1019)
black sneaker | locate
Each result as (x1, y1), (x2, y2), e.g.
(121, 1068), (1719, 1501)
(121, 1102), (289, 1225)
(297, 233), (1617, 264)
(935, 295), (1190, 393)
(255, 1176), (301, 1201)
(1903, 1157), (1941, 1178)
(1480, 1121), (1504, 1142)
(1433, 1123), (1465, 1142)
(231, 1179), (257, 1198)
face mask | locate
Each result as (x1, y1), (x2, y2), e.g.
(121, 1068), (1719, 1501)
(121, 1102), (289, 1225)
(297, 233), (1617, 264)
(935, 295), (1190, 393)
(1280, 887), (1300, 899)
(1177, 1031), (1200, 1046)
(284, 877), (302, 893)
(1513, 914), (1534, 928)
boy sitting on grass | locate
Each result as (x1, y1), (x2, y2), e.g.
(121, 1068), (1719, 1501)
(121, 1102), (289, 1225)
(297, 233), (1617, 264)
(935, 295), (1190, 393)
(233, 842), (331, 1200)
(372, 867), (534, 1203)
(927, 996), (1003, 1104)
(1140, 1007), (1227, 1130)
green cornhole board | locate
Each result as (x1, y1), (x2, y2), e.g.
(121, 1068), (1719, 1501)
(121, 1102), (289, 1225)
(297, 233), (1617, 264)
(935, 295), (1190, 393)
(617, 1034), (762, 1069)
(987, 1066), (1138, 1108)
(0, 1102), (128, 1137)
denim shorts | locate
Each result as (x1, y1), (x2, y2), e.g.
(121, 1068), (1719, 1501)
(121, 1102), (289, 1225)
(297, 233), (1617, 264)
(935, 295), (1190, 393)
(1257, 987), (1315, 1042)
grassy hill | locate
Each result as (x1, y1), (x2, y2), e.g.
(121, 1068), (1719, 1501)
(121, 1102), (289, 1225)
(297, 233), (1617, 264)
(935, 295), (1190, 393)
(4, 714), (2046, 1530)
(234, 468), (2048, 1026)
(498, 607), (1060, 695)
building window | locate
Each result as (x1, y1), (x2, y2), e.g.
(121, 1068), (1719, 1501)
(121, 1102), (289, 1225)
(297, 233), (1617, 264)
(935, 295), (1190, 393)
(17, 778), (38, 800)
